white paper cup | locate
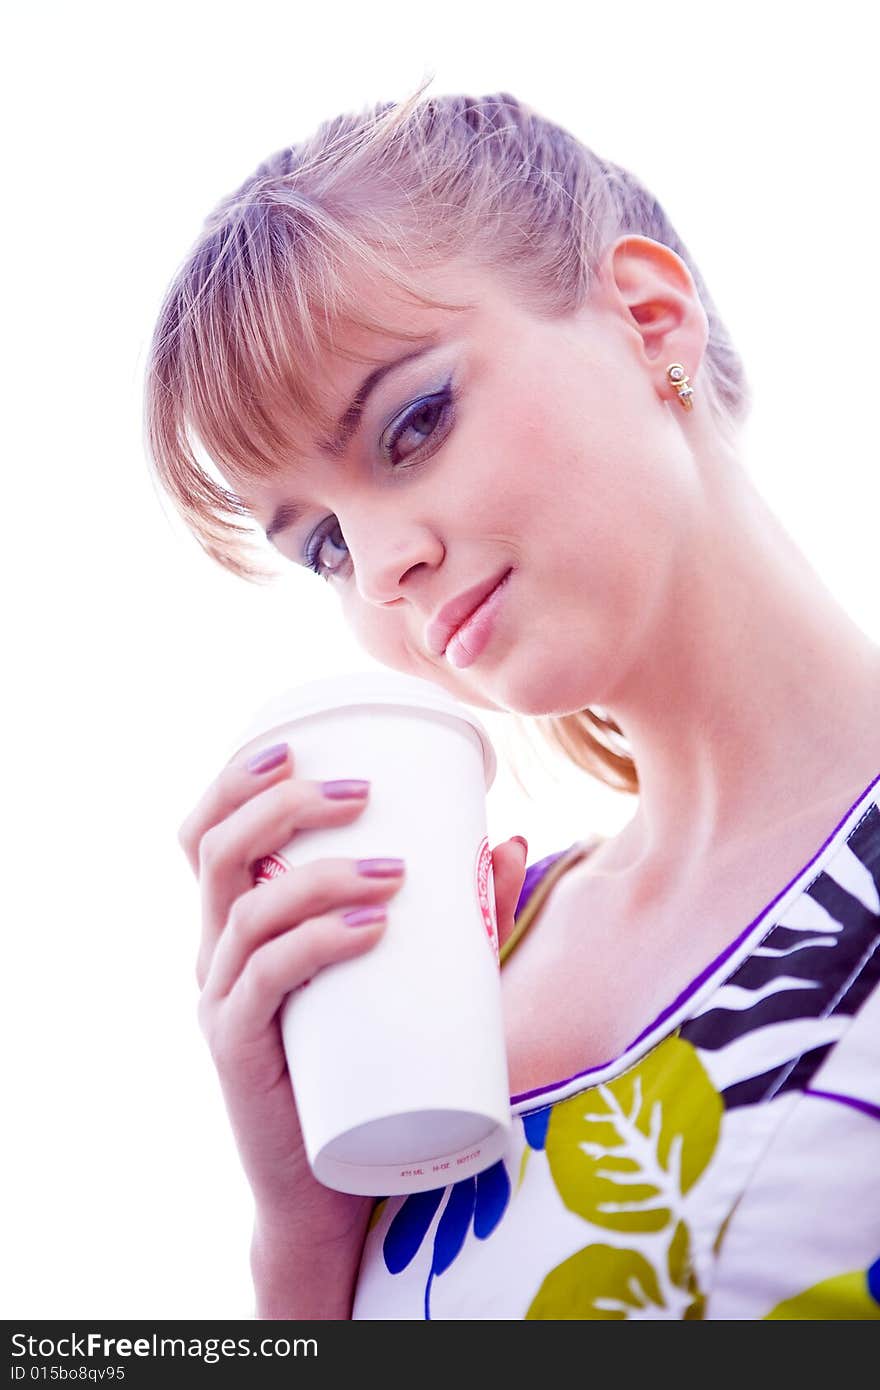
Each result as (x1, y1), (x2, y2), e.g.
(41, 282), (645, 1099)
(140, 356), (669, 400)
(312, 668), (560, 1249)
(230, 670), (513, 1196)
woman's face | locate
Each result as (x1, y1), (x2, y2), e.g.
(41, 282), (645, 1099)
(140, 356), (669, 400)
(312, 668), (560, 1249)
(236, 245), (701, 717)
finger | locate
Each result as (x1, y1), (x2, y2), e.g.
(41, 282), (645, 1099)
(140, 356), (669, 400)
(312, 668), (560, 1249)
(195, 780), (372, 985)
(177, 741), (296, 876)
(207, 906), (389, 1056)
(203, 856), (406, 998)
(492, 837), (529, 951)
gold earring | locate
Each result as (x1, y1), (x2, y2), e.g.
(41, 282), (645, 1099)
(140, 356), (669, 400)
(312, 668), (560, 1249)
(666, 363), (694, 411)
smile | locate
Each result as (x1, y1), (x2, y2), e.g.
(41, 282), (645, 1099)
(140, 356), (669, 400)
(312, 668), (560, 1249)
(445, 569), (513, 669)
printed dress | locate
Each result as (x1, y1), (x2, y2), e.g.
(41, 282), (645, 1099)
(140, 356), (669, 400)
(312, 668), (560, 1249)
(352, 772), (880, 1320)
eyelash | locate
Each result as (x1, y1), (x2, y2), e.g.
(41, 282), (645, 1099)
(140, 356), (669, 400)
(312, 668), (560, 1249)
(304, 380), (457, 580)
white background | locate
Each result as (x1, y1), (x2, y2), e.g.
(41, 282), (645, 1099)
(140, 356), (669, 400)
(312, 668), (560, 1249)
(3, 0), (878, 1318)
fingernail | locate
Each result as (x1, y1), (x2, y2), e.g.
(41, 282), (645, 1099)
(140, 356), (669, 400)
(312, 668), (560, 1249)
(343, 906), (387, 927)
(357, 858), (405, 877)
(247, 743), (289, 775)
(512, 835), (529, 857)
(322, 780), (370, 799)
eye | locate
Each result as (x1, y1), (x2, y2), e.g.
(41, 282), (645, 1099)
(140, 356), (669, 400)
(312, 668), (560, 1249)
(305, 519), (350, 581)
(381, 383), (455, 467)
(304, 380), (457, 581)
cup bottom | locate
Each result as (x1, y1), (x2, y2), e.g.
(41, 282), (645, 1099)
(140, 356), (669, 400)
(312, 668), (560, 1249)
(324, 1108), (495, 1165)
(313, 1110), (512, 1196)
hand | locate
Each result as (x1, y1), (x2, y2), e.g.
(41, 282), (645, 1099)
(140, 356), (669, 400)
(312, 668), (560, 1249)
(177, 743), (401, 1252)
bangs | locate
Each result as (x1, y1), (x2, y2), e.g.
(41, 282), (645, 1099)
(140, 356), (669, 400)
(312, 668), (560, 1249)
(145, 196), (470, 580)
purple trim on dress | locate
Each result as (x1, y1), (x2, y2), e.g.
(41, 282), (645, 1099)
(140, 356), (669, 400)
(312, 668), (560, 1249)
(511, 767), (880, 1108)
(514, 845), (579, 919)
(804, 1087), (880, 1121)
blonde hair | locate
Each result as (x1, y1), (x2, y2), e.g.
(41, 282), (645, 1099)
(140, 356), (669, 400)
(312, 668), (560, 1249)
(143, 78), (750, 797)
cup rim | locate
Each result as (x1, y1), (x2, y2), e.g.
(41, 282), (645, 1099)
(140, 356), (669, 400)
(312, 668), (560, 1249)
(231, 670), (497, 788)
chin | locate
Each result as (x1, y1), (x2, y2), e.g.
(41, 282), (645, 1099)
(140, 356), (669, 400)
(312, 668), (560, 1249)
(417, 665), (502, 711)
(407, 633), (602, 718)
(461, 663), (600, 720)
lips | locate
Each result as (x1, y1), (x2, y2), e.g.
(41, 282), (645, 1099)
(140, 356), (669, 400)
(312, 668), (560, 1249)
(425, 567), (513, 658)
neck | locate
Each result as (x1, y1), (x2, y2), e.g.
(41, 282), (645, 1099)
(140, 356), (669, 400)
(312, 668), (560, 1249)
(597, 436), (880, 889)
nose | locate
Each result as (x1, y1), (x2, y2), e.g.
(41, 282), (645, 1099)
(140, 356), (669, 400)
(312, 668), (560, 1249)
(345, 518), (444, 607)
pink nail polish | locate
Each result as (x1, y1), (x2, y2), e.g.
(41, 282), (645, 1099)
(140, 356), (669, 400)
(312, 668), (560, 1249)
(343, 906), (387, 927)
(357, 858), (405, 877)
(322, 780), (370, 799)
(247, 742), (288, 775)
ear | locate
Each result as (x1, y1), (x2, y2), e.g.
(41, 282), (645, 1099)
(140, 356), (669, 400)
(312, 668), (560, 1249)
(598, 234), (710, 384)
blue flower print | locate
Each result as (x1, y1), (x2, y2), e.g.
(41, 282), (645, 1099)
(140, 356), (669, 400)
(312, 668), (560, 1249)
(522, 1107), (551, 1151)
(382, 1161), (512, 1318)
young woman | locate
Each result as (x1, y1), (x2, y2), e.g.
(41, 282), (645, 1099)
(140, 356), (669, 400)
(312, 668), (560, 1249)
(145, 86), (880, 1320)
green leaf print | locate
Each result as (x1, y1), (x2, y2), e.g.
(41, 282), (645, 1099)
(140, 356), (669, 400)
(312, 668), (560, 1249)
(368, 1198), (387, 1232)
(667, 1219), (690, 1284)
(527, 1244), (664, 1319)
(765, 1272), (880, 1320)
(668, 1220), (705, 1319)
(516, 1146), (530, 1191)
(544, 1035), (722, 1233)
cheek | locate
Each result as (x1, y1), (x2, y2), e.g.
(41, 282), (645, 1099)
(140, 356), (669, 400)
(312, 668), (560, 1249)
(346, 602), (425, 676)
(490, 368), (680, 569)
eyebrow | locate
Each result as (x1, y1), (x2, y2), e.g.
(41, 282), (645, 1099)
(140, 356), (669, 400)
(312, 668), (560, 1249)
(264, 341), (439, 543)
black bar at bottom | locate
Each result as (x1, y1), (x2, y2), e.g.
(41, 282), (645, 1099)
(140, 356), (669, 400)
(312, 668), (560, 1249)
(4, 1320), (560, 1386)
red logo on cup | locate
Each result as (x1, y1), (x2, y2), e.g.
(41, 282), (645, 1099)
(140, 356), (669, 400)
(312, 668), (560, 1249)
(252, 852), (309, 986)
(475, 836), (498, 960)
(253, 852), (290, 885)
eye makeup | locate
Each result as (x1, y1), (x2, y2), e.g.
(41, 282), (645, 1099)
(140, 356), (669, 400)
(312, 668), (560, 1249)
(302, 375), (458, 580)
